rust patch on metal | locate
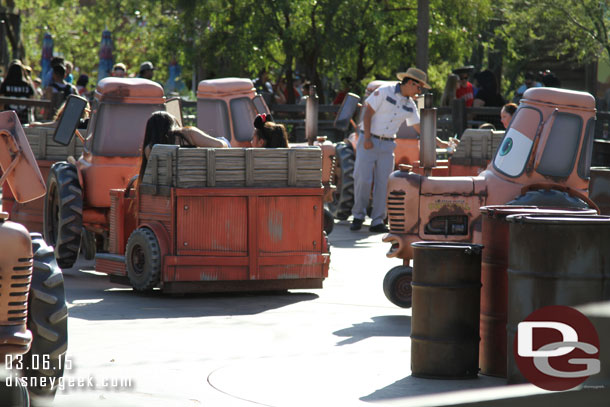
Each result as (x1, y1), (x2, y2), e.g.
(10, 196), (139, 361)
(267, 212), (284, 241)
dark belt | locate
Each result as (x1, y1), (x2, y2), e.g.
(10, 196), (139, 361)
(371, 134), (395, 141)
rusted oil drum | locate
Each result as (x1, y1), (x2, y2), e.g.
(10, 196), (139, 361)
(410, 242), (483, 379)
(479, 206), (597, 378)
(506, 214), (610, 384)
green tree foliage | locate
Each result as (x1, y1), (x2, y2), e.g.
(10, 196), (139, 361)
(14, 0), (183, 86)
(11, 0), (606, 101)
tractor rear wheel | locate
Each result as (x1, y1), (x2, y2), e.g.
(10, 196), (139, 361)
(126, 228), (161, 292)
(43, 162), (83, 269)
(25, 233), (69, 400)
(329, 142), (355, 220)
(383, 265), (413, 308)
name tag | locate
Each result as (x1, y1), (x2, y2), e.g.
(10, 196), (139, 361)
(402, 105), (413, 112)
(385, 96), (396, 105)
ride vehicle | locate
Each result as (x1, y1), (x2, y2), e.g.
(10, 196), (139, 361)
(0, 111), (68, 403)
(43, 79), (183, 269)
(94, 144), (330, 293)
(381, 87), (599, 307)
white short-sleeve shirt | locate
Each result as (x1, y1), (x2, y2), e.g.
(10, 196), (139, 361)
(362, 83), (420, 137)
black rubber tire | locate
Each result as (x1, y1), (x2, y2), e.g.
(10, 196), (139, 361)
(80, 229), (96, 261)
(43, 162), (83, 269)
(329, 142), (355, 220)
(323, 207), (334, 235)
(24, 233), (69, 400)
(126, 228), (161, 292)
(507, 189), (590, 209)
(383, 265), (413, 308)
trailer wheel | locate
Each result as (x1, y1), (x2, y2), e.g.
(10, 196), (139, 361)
(126, 228), (161, 292)
(24, 233), (69, 399)
(44, 162), (82, 269)
(383, 265), (413, 308)
(323, 207), (334, 235)
(329, 142), (355, 220)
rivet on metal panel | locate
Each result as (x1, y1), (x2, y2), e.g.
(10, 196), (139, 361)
(313, 241), (317, 247)
(184, 205), (189, 210)
(183, 242), (188, 246)
(314, 205), (318, 211)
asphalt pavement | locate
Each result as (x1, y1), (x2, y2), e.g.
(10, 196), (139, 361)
(32, 219), (526, 407)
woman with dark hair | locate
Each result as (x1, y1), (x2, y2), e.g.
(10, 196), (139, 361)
(0, 60), (35, 123)
(139, 111), (228, 177)
(473, 70), (505, 129)
(252, 113), (289, 148)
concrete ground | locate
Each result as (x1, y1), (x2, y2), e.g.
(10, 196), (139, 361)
(22, 219), (598, 406)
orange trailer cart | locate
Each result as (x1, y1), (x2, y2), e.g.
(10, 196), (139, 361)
(95, 145), (330, 293)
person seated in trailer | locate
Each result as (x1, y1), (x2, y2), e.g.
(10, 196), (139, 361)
(139, 111), (228, 177)
(251, 113), (289, 148)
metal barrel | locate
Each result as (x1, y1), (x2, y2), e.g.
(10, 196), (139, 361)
(479, 206), (597, 378)
(506, 214), (610, 384)
(410, 241), (483, 379)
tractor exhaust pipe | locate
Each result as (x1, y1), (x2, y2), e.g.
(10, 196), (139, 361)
(419, 93), (437, 174)
(305, 85), (319, 145)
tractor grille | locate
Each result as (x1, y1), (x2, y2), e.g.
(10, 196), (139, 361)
(0, 256), (32, 324)
(387, 191), (406, 232)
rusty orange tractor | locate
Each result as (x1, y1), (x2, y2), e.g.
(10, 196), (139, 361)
(43, 78), (184, 269)
(0, 111), (68, 402)
(381, 87), (599, 307)
(95, 144), (330, 293)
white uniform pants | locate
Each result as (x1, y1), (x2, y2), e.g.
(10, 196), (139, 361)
(351, 132), (395, 226)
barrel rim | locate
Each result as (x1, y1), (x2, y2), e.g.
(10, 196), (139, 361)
(506, 214), (610, 224)
(481, 205), (597, 218)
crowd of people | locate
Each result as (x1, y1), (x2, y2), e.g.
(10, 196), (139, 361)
(443, 66), (562, 130)
(253, 68), (355, 107)
(0, 57), (159, 125)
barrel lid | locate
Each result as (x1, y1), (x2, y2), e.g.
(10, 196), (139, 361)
(481, 205), (597, 218)
(506, 214), (610, 225)
(411, 241), (483, 254)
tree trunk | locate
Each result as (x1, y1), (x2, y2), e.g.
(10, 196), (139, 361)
(415, 0), (429, 73)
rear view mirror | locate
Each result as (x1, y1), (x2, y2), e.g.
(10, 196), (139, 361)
(253, 94), (270, 115)
(334, 93), (361, 131)
(53, 94), (88, 146)
(166, 97), (183, 127)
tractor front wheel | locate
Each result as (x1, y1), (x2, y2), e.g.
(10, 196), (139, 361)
(126, 228), (161, 292)
(43, 162), (83, 269)
(383, 265), (413, 308)
(25, 233), (69, 400)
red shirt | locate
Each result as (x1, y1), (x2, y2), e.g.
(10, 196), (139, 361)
(456, 82), (474, 107)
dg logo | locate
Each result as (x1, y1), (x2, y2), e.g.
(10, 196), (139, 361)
(514, 305), (601, 391)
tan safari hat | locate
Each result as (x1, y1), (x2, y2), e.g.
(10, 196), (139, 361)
(396, 67), (431, 89)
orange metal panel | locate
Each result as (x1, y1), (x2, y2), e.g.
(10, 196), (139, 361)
(173, 266), (249, 282)
(257, 196), (321, 254)
(259, 265), (325, 280)
(138, 193), (172, 235)
(78, 155), (139, 208)
(95, 257), (126, 276)
(176, 196), (248, 255)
